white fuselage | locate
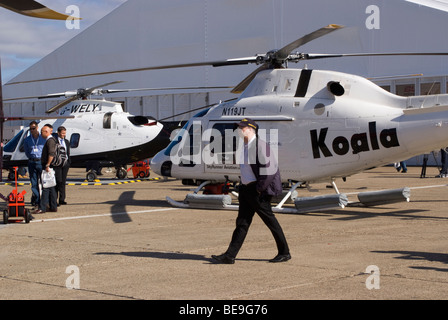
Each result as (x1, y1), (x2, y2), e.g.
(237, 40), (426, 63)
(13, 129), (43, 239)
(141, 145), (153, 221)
(151, 68), (448, 184)
(4, 99), (166, 168)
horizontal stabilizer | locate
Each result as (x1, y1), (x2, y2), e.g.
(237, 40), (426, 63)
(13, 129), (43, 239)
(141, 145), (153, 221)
(403, 105), (448, 115)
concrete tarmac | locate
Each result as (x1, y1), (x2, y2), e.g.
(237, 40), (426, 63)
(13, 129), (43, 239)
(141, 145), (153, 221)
(0, 166), (447, 300)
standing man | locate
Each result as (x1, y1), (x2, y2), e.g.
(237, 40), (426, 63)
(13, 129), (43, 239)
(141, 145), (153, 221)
(36, 124), (58, 214)
(54, 126), (70, 205)
(23, 121), (46, 208)
(212, 118), (290, 264)
(436, 148), (448, 178)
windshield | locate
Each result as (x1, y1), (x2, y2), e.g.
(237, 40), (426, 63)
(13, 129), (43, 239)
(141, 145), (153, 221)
(163, 108), (210, 156)
(4, 129), (24, 153)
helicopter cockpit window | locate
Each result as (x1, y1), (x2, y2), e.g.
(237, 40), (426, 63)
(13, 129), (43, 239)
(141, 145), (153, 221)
(70, 133), (80, 148)
(4, 129), (25, 153)
(163, 108), (210, 158)
(19, 129), (31, 153)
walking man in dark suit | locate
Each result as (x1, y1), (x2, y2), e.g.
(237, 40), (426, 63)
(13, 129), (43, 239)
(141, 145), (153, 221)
(212, 118), (290, 264)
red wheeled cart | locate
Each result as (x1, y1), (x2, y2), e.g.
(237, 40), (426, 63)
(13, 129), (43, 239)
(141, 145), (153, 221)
(3, 167), (31, 224)
(131, 159), (151, 179)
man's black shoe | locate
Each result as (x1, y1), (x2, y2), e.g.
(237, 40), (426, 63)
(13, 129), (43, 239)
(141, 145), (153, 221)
(211, 253), (235, 264)
(269, 254), (291, 263)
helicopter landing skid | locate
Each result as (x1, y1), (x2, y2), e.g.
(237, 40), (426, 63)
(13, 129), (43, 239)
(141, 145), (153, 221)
(165, 179), (349, 214)
(166, 179), (411, 214)
(165, 194), (347, 214)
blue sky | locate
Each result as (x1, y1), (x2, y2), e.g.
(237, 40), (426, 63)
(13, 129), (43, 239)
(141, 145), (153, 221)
(0, 0), (127, 83)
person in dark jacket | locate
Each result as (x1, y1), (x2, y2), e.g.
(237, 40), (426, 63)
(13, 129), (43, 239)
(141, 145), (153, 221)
(212, 118), (290, 264)
(35, 124), (58, 214)
(54, 126), (70, 205)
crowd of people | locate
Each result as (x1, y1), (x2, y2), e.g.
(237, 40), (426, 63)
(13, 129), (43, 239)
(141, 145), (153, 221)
(23, 121), (70, 214)
(395, 147), (448, 178)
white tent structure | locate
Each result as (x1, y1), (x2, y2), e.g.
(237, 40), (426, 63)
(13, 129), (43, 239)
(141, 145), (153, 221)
(3, 0), (448, 164)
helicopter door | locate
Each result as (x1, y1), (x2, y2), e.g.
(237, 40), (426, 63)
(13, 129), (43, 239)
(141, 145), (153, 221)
(203, 122), (240, 175)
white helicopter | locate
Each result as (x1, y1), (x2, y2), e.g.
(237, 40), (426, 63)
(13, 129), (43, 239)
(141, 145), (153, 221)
(143, 24), (448, 213)
(1, 81), (193, 181)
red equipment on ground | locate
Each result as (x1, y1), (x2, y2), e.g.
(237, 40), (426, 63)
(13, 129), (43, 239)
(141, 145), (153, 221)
(131, 159), (151, 179)
(3, 167), (31, 224)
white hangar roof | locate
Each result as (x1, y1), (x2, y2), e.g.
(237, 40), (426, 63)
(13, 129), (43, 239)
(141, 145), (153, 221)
(3, 0), (448, 120)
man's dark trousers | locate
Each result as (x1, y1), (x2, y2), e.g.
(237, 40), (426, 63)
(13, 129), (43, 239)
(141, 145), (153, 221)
(28, 160), (42, 206)
(55, 163), (69, 203)
(225, 183), (289, 258)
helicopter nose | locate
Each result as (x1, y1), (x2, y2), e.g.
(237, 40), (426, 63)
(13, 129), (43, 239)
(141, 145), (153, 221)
(150, 152), (172, 177)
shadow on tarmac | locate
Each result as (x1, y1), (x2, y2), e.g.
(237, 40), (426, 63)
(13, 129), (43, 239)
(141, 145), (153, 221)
(96, 251), (212, 262)
(372, 250), (448, 272)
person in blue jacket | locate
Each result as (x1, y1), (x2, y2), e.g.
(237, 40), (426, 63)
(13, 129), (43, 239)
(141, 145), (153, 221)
(23, 121), (46, 208)
(212, 118), (290, 264)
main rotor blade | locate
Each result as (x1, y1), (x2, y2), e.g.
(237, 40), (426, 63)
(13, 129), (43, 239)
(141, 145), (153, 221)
(302, 52), (448, 60)
(159, 98), (237, 121)
(6, 60), (247, 85)
(103, 85), (234, 94)
(275, 24), (343, 61)
(5, 86), (234, 102)
(231, 63), (269, 94)
(5, 82), (124, 101)
(0, 0), (79, 20)
(46, 95), (78, 114)
(2, 115), (75, 121)
(5, 25), (342, 85)
(4, 92), (67, 101)
(85, 80), (124, 94)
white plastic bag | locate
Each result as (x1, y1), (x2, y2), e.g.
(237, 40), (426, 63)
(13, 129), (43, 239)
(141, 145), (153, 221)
(42, 168), (56, 188)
